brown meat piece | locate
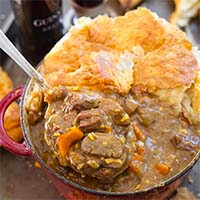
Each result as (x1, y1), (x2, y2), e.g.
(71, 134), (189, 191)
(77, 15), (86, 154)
(170, 133), (199, 152)
(137, 105), (159, 127)
(123, 96), (138, 115)
(81, 133), (123, 158)
(63, 92), (98, 112)
(100, 98), (130, 126)
(68, 133), (132, 181)
(75, 109), (103, 132)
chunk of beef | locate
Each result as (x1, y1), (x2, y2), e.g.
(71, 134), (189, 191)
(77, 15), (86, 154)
(81, 133), (123, 158)
(136, 106), (158, 127)
(68, 133), (134, 181)
(63, 93), (98, 112)
(100, 98), (130, 126)
(75, 109), (103, 132)
(123, 97), (138, 115)
(170, 133), (199, 152)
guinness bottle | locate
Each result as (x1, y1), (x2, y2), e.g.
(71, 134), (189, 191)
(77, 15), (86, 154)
(11, 0), (64, 65)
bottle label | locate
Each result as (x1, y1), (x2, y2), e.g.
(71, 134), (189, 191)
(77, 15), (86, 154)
(33, 9), (61, 32)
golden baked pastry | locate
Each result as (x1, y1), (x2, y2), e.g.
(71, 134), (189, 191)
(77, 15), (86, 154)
(40, 8), (200, 124)
(0, 68), (23, 142)
(170, 0), (200, 27)
(0, 68), (12, 97)
(118, 0), (143, 10)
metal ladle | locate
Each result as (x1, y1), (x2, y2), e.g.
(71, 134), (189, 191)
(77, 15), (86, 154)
(0, 29), (50, 90)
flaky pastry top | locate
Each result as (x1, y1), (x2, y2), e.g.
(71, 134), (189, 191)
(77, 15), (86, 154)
(40, 8), (198, 96)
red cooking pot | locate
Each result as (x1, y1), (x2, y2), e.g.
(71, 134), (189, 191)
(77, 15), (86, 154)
(0, 83), (199, 200)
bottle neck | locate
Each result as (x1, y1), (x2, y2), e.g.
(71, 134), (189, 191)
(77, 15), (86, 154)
(72, 0), (104, 8)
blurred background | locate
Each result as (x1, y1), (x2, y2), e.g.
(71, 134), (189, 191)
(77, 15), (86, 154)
(0, 0), (199, 199)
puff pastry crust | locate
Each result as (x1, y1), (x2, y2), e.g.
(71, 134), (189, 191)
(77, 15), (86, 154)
(41, 8), (198, 92)
(0, 68), (23, 142)
(40, 8), (200, 123)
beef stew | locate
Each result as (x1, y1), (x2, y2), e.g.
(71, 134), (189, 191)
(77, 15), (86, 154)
(27, 86), (200, 193)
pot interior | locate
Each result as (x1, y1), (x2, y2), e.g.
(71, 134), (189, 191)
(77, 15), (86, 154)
(20, 78), (200, 196)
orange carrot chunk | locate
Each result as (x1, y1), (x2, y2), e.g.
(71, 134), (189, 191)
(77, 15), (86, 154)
(136, 145), (145, 155)
(132, 122), (145, 141)
(133, 153), (143, 162)
(155, 163), (170, 175)
(34, 161), (41, 168)
(57, 127), (83, 157)
(129, 163), (140, 174)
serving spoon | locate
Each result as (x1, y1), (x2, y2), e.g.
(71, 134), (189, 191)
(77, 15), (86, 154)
(0, 29), (50, 90)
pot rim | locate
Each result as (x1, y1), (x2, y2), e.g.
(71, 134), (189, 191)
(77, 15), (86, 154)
(21, 78), (200, 197)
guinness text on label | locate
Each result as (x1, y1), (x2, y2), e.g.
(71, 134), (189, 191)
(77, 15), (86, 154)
(33, 10), (61, 28)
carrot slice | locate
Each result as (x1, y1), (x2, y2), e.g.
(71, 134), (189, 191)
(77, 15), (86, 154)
(132, 122), (145, 141)
(133, 153), (143, 162)
(136, 146), (145, 155)
(34, 161), (41, 168)
(129, 163), (140, 174)
(57, 127), (83, 157)
(155, 163), (170, 175)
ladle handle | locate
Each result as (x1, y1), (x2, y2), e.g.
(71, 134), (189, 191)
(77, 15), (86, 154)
(0, 86), (32, 156)
(0, 29), (49, 89)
